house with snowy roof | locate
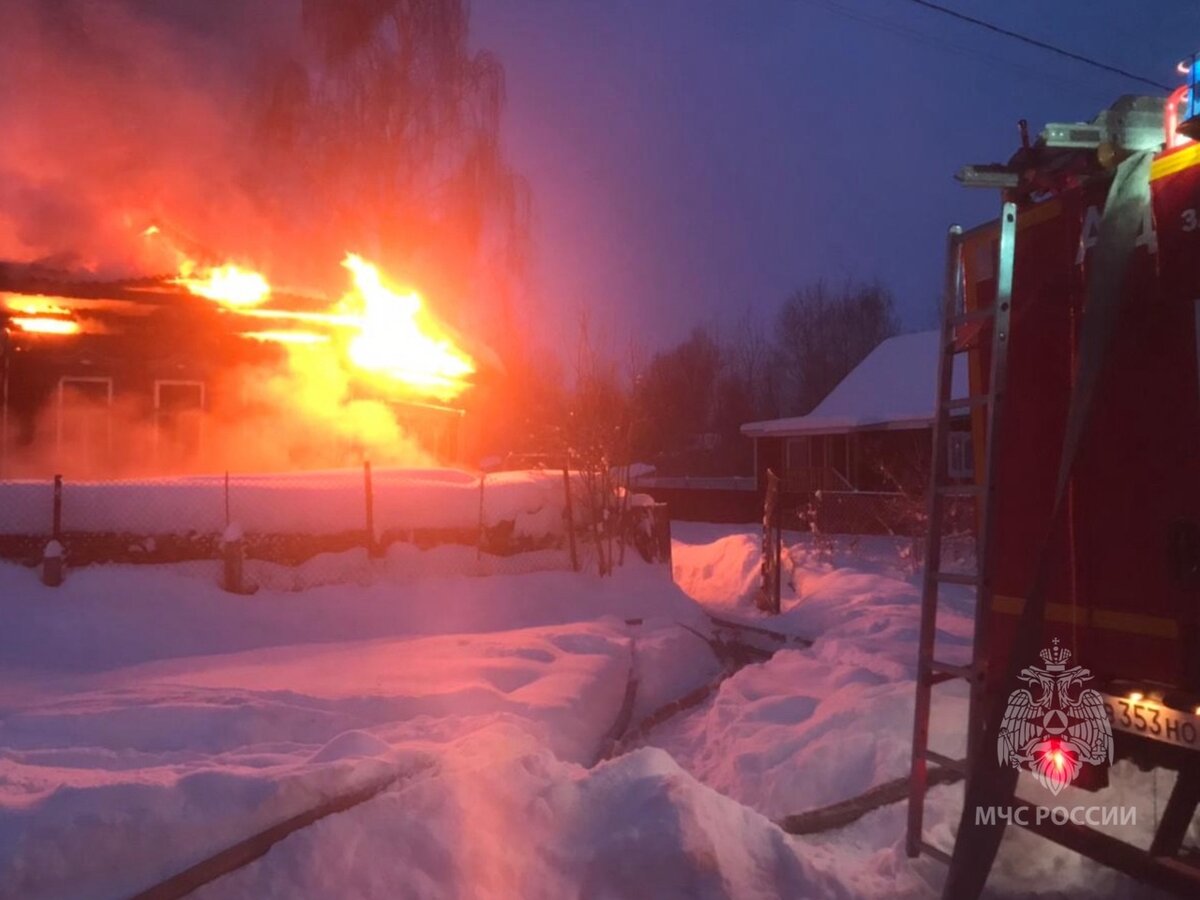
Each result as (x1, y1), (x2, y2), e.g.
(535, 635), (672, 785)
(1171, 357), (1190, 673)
(741, 330), (971, 507)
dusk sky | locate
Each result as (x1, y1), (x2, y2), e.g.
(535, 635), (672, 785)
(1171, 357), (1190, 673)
(470, 0), (1198, 350)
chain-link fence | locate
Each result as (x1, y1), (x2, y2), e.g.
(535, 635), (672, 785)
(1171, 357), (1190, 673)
(0, 464), (671, 589)
(783, 488), (977, 574)
(0, 478), (57, 565)
(790, 489), (977, 538)
(804, 490), (924, 536)
(0, 467), (527, 586)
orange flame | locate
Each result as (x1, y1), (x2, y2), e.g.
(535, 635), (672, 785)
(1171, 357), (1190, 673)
(339, 253), (475, 399)
(4, 295), (72, 317)
(10, 316), (81, 335)
(175, 262), (271, 308)
(156, 242), (473, 399)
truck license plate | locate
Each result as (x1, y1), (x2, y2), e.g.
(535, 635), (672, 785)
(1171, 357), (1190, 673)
(1102, 694), (1200, 751)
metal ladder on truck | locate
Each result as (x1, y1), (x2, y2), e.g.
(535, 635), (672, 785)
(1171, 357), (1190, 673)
(905, 202), (1016, 863)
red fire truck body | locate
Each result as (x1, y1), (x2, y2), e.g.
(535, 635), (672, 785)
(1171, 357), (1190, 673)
(906, 85), (1200, 898)
(962, 142), (1200, 719)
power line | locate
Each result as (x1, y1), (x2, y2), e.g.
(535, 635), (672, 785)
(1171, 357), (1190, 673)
(807, 0), (1106, 98)
(900, 0), (1171, 91)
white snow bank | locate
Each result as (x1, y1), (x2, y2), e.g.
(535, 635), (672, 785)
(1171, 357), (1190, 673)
(0, 556), (701, 676)
(238, 544), (574, 592)
(671, 525), (975, 670)
(672, 531), (762, 608)
(652, 648), (966, 822)
(0, 613), (650, 899)
(192, 736), (852, 900)
(658, 524), (1170, 899)
(2, 521), (1172, 899)
(629, 626), (723, 723)
(663, 525), (976, 823)
(0, 552), (734, 899)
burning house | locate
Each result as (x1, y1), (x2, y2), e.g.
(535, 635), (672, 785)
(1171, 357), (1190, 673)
(0, 251), (480, 479)
(0, 0), (531, 483)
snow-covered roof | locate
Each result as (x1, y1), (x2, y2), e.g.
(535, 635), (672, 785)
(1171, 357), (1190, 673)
(741, 330), (968, 438)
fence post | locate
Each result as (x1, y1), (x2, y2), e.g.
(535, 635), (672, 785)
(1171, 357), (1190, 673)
(52, 474), (62, 540)
(42, 540), (64, 587)
(757, 469), (781, 614)
(363, 460), (380, 558)
(41, 474), (65, 587)
(651, 502), (672, 566)
(221, 523), (247, 594)
(562, 458), (579, 572)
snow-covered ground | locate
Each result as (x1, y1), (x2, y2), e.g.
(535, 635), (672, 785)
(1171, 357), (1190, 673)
(0, 523), (1184, 898)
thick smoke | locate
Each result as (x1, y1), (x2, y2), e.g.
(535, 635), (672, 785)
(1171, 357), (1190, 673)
(1, 358), (436, 480)
(1, 2), (266, 276)
(0, 0), (527, 313)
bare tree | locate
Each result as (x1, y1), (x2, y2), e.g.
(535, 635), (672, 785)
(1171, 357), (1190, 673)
(773, 278), (899, 416)
(252, 0), (531, 328)
(558, 314), (630, 575)
(628, 314), (781, 475)
(630, 327), (721, 470)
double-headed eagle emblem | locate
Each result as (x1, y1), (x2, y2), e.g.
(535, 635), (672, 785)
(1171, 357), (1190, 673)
(997, 639), (1113, 795)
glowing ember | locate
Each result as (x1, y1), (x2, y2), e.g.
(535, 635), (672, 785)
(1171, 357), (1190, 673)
(340, 253), (475, 398)
(3, 295), (72, 317)
(9, 316), (81, 335)
(176, 263), (271, 308)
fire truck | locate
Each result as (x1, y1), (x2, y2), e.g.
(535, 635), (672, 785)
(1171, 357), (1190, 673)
(907, 57), (1200, 897)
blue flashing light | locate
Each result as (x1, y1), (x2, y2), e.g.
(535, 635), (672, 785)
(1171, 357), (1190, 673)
(1188, 53), (1200, 123)
(1175, 52), (1200, 142)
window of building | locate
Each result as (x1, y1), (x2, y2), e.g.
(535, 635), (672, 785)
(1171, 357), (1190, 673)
(57, 376), (114, 474)
(154, 380), (205, 467)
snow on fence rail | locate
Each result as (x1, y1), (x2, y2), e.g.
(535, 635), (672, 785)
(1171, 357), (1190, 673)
(0, 467), (570, 566)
